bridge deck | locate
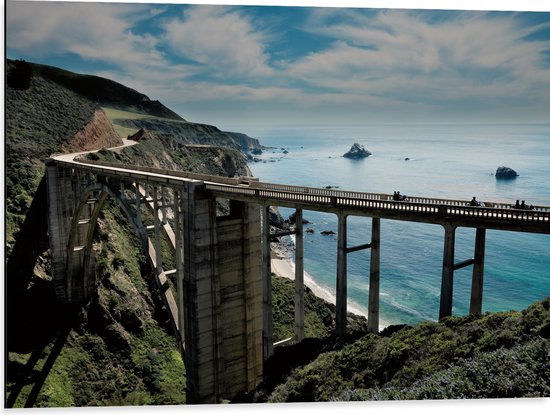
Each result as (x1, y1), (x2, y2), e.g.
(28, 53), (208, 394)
(47, 152), (550, 403)
(57, 158), (550, 235)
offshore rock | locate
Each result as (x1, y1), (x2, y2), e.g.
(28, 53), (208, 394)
(343, 143), (372, 159)
(495, 166), (519, 179)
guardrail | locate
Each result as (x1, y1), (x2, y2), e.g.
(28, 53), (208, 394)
(51, 156), (550, 228)
(207, 184), (550, 226)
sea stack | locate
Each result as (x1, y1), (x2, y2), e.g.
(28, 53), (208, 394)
(343, 142), (372, 159)
(495, 166), (519, 179)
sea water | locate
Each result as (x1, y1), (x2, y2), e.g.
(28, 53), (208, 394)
(241, 123), (550, 326)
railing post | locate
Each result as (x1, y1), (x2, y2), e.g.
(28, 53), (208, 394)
(439, 224), (456, 319)
(294, 208), (304, 342)
(368, 217), (380, 333)
(336, 213), (348, 336)
(469, 228), (486, 315)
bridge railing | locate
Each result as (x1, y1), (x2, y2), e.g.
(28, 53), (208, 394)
(250, 181), (550, 213)
(206, 183), (550, 225)
(56, 157), (550, 225)
(249, 181), (387, 200)
(72, 158), (257, 186)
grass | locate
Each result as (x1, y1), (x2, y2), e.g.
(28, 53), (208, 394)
(102, 106), (187, 139)
(5, 59), (250, 408)
(267, 297), (550, 402)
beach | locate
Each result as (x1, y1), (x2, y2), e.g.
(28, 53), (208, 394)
(270, 243), (389, 328)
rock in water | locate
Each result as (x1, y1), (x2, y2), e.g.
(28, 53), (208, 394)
(495, 166), (519, 179)
(343, 142), (372, 159)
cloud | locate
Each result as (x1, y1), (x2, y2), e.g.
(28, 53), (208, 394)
(285, 9), (550, 111)
(6, 1), (200, 99)
(8, 2), (152, 63)
(6, 3), (550, 123)
(163, 5), (275, 79)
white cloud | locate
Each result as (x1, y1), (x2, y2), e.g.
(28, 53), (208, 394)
(6, 1), (199, 99)
(8, 2), (149, 63)
(6, 2), (550, 123)
(286, 9), (550, 113)
(163, 5), (275, 79)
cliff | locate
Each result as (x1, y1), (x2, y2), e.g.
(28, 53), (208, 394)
(113, 117), (262, 154)
(5, 60), (257, 407)
(6, 59), (549, 407)
(63, 109), (122, 152)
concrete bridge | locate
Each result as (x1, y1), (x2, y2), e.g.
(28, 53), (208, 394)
(45, 151), (550, 403)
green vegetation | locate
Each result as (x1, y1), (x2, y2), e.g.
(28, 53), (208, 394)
(6, 59), (549, 407)
(271, 274), (368, 341)
(102, 106), (186, 138)
(87, 129), (251, 178)
(5, 60), (98, 253)
(6, 204), (186, 407)
(27, 62), (184, 120)
(265, 298), (550, 402)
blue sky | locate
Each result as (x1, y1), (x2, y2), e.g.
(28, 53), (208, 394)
(6, 0), (550, 128)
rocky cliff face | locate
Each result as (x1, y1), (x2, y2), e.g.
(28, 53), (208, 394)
(226, 131), (263, 152)
(114, 118), (262, 154)
(63, 109), (122, 152)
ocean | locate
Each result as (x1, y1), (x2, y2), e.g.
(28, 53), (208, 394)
(241, 123), (550, 326)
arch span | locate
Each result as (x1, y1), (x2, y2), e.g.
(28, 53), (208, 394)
(45, 162), (182, 352)
(64, 182), (148, 303)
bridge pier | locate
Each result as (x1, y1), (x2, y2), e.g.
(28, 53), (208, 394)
(46, 161), (100, 303)
(182, 183), (263, 403)
(470, 228), (486, 315)
(294, 209), (305, 342)
(439, 225), (487, 319)
(336, 214), (348, 336)
(439, 225), (456, 319)
(262, 205), (274, 360)
(336, 215), (382, 335)
(368, 217), (381, 333)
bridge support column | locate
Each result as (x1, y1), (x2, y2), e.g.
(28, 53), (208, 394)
(336, 213), (348, 336)
(215, 200), (263, 398)
(46, 161), (72, 302)
(294, 209), (304, 342)
(469, 228), (486, 315)
(262, 205), (274, 360)
(368, 217), (381, 333)
(439, 225), (456, 319)
(46, 160), (99, 303)
(181, 182), (222, 404)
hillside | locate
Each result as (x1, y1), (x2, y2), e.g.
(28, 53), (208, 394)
(4, 60), (261, 407)
(27, 61), (184, 120)
(263, 298), (550, 402)
(5, 59), (549, 407)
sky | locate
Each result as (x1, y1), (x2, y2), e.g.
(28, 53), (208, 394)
(5, 0), (550, 128)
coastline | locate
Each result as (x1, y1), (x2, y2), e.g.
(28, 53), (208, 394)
(270, 242), (389, 329)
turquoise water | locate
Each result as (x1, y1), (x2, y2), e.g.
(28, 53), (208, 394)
(243, 123), (550, 326)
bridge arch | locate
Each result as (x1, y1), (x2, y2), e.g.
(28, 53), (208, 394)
(63, 181), (149, 303)
(46, 156), (549, 403)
